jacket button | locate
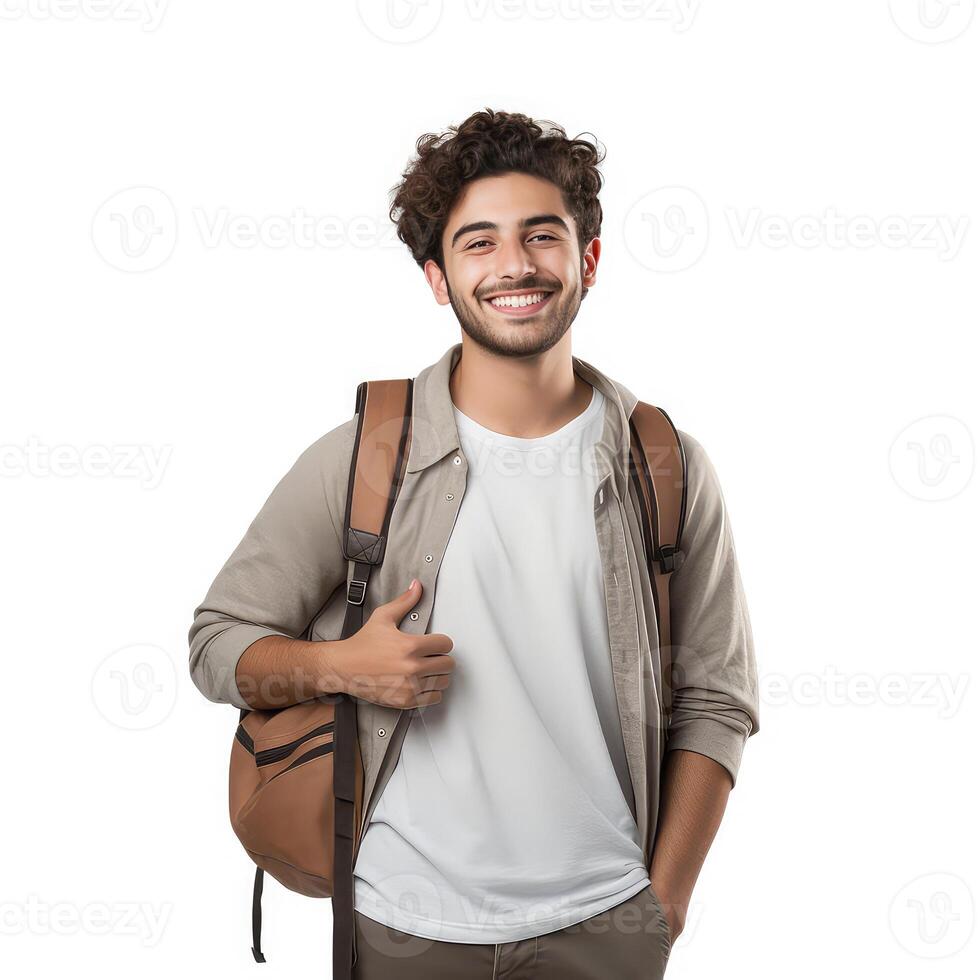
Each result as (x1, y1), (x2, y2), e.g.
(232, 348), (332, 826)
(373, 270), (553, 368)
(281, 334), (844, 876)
(425, 554), (433, 562)
(410, 611), (419, 621)
(453, 455), (462, 465)
(446, 493), (454, 500)
(378, 728), (386, 738)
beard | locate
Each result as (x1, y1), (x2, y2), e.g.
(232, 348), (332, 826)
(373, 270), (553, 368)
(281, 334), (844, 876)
(445, 273), (583, 359)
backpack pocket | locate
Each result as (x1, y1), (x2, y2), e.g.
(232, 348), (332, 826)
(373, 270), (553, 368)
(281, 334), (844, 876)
(229, 698), (361, 898)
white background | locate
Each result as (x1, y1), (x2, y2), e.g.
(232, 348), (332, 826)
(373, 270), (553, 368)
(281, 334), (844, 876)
(2, 1), (978, 977)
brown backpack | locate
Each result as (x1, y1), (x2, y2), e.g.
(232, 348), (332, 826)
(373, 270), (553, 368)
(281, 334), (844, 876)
(227, 377), (687, 977)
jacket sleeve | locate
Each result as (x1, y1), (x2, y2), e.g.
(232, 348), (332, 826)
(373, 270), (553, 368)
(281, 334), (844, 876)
(187, 417), (356, 710)
(665, 430), (760, 786)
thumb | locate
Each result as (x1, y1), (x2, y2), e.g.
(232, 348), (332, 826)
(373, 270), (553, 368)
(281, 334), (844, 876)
(378, 578), (421, 620)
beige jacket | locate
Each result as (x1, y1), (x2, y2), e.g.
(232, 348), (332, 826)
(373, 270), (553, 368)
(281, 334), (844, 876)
(188, 341), (760, 867)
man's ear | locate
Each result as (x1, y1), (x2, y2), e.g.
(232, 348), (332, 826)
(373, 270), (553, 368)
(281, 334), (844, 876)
(423, 258), (451, 306)
(581, 237), (600, 299)
(582, 237), (600, 288)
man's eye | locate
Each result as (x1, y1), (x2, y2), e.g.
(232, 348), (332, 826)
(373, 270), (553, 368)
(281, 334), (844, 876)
(466, 234), (556, 250)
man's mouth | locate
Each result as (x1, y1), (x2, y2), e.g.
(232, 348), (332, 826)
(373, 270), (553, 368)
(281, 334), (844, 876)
(481, 289), (555, 318)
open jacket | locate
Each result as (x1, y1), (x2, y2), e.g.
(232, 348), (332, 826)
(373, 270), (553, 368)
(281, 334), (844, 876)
(188, 341), (760, 867)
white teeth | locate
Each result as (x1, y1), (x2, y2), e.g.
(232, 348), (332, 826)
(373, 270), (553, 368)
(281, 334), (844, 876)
(489, 292), (547, 308)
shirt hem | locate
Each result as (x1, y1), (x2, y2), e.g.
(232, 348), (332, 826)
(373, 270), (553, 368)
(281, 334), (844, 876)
(353, 875), (652, 945)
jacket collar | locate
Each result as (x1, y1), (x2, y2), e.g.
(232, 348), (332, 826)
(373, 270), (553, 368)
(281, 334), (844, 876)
(406, 342), (638, 496)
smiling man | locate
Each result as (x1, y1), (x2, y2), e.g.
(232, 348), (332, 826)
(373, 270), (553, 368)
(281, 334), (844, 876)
(438, 180), (588, 351)
(189, 108), (759, 979)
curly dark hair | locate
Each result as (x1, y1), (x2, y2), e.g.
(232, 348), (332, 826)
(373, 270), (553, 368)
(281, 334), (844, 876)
(389, 108), (606, 273)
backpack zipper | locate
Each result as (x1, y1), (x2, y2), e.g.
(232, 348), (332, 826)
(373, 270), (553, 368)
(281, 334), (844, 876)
(267, 740), (335, 783)
(254, 722), (336, 767)
(234, 720), (336, 767)
(235, 724), (255, 755)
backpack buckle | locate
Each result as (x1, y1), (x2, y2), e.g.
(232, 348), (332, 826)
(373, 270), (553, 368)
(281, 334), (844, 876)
(346, 578), (367, 605)
(657, 545), (685, 574)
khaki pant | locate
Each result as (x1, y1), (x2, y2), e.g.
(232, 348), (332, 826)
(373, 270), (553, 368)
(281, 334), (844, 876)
(352, 885), (672, 979)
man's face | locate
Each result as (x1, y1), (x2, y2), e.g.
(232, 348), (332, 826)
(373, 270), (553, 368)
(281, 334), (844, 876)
(425, 171), (599, 358)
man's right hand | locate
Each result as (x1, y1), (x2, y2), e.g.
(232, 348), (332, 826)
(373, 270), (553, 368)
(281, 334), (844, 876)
(331, 579), (456, 708)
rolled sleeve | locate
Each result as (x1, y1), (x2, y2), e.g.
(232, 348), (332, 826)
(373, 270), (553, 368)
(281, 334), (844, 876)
(187, 418), (356, 709)
(665, 430), (760, 787)
(188, 622), (290, 710)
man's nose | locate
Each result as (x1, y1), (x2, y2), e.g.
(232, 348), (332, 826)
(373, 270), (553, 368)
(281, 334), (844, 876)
(493, 237), (537, 281)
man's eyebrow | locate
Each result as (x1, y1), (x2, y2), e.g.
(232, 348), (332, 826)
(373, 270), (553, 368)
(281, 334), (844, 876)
(450, 214), (571, 248)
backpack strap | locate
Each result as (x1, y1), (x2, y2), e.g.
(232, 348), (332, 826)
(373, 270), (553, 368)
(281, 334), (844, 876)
(333, 377), (414, 980)
(250, 865), (266, 963)
(237, 703), (266, 963)
(627, 403), (688, 723)
(242, 379), (414, 972)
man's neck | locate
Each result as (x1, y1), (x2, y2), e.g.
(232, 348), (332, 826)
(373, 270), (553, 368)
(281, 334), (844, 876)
(448, 334), (594, 438)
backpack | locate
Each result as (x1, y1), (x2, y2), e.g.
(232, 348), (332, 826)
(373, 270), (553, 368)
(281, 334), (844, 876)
(227, 377), (687, 978)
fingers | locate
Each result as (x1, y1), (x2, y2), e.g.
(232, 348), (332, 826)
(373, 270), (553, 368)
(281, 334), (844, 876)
(415, 632), (454, 656)
(375, 578), (422, 622)
(412, 653), (456, 678)
(411, 674), (450, 706)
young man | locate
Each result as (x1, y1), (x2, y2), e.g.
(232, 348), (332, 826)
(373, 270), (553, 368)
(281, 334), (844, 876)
(189, 109), (760, 979)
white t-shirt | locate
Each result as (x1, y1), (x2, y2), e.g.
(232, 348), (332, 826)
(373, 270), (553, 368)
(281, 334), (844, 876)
(352, 383), (651, 943)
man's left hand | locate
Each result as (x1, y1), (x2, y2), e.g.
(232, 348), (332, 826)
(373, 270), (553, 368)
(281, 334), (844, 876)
(648, 883), (686, 946)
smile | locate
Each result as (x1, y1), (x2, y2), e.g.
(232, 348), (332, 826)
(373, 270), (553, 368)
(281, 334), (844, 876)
(482, 290), (555, 317)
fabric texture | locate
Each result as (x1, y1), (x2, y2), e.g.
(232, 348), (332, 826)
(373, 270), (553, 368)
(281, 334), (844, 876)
(352, 883), (672, 979)
(187, 341), (761, 879)
(353, 384), (651, 942)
